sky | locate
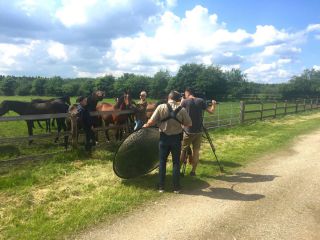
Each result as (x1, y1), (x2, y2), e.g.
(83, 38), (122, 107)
(0, 0), (319, 83)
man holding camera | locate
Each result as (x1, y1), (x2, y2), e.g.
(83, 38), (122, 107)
(180, 88), (217, 176)
(143, 91), (192, 193)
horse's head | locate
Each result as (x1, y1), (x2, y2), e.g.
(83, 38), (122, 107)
(93, 90), (105, 101)
(115, 91), (132, 110)
(0, 101), (10, 116)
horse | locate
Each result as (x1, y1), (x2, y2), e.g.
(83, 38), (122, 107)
(97, 92), (134, 141)
(145, 99), (167, 119)
(0, 100), (69, 148)
(31, 96), (71, 132)
(85, 90), (105, 141)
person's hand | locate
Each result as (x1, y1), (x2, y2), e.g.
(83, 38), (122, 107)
(142, 123), (148, 128)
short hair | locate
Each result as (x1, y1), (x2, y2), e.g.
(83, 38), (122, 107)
(185, 87), (194, 95)
(140, 91), (147, 96)
(168, 91), (181, 102)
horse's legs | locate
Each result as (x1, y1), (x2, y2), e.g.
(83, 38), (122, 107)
(61, 119), (68, 150)
(44, 119), (50, 132)
(104, 122), (111, 141)
(27, 120), (33, 144)
(55, 118), (62, 143)
(52, 118), (56, 128)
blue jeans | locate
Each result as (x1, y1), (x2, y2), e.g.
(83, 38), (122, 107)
(159, 133), (182, 190)
(134, 120), (143, 131)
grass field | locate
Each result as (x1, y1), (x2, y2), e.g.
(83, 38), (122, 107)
(1, 108), (320, 239)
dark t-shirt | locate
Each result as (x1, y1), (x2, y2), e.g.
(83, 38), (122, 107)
(181, 98), (207, 133)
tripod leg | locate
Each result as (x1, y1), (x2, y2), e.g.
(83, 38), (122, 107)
(180, 149), (187, 176)
(202, 126), (224, 172)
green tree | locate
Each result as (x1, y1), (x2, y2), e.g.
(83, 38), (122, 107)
(95, 75), (115, 97)
(62, 82), (81, 96)
(196, 65), (227, 100)
(150, 70), (171, 99)
(45, 76), (63, 96)
(78, 79), (94, 96)
(16, 83), (32, 96)
(0, 78), (17, 96)
(31, 78), (46, 96)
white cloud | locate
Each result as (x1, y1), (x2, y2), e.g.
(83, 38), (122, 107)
(55, 0), (98, 27)
(244, 59), (293, 83)
(165, 0), (177, 8)
(1, 2), (319, 83)
(313, 65), (320, 71)
(0, 41), (38, 68)
(250, 25), (291, 47)
(106, 5), (251, 73)
(47, 42), (68, 61)
(306, 24), (320, 32)
(260, 44), (301, 57)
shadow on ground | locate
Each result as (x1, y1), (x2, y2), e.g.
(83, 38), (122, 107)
(200, 160), (242, 169)
(122, 171), (211, 192)
(185, 186), (265, 201)
(211, 172), (280, 183)
(184, 172), (279, 201)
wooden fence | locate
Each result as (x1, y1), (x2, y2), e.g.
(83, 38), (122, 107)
(240, 98), (320, 123)
(1, 98), (319, 151)
(0, 109), (135, 147)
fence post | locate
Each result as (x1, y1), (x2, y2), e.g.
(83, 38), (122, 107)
(274, 102), (277, 118)
(284, 100), (287, 115)
(240, 101), (245, 124)
(70, 115), (78, 149)
(310, 99), (313, 110)
(303, 99), (306, 111)
(260, 102), (264, 120)
(295, 100), (298, 113)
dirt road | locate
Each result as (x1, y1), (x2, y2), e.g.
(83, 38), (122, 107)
(76, 130), (320, 240)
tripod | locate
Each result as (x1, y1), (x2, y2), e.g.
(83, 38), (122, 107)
(202, 125), (224, 172)
(180, 126), (224, 176)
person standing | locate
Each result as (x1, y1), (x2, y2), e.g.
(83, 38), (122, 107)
(76, 96), (96, 151)
(180, 88), (217, 176)
(134, 91), (148, 131)
(143, 91), (192, 193)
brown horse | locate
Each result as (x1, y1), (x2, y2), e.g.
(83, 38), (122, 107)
(145, 99), (167, 119)
(97, 92), (133, 141)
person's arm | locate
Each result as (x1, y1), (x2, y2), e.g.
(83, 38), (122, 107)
(206, 100), (217, 114)
(143, 105), (160, 128)
(181, 108), (192, 127)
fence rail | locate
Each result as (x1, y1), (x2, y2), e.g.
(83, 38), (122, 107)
(0, 98), (319, 156)
(240, 98), (320, 123)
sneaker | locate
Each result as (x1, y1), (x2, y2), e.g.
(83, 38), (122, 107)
(173, 190), (180, 194)
(190, 171), (196, 176)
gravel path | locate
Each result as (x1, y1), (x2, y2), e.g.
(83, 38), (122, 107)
(76, 129), (320, 240)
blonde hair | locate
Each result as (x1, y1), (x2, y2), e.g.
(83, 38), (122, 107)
(140, 91), (147, 96)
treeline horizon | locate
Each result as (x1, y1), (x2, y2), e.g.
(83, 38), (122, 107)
(1, 63), (320, 101)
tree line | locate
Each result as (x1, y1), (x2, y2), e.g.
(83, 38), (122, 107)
(1, 63), (319, 100)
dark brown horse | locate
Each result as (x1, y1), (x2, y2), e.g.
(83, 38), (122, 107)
(97, 92), (133, 141)
(0, 100), (69, 147)
(31, 96), (71, 132)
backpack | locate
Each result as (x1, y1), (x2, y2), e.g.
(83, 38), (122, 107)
(160, 103), (183, 124)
